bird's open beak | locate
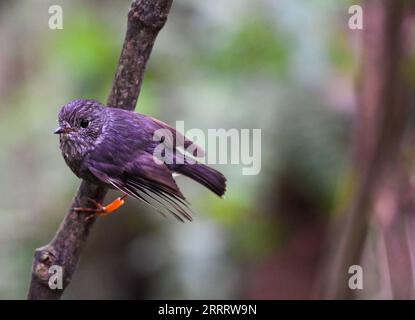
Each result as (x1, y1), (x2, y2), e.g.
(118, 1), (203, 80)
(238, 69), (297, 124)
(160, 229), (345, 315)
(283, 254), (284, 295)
(54, 125), (72, 134)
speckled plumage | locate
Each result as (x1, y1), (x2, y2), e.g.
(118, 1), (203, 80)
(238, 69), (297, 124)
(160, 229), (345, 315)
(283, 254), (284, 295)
(56, 99), (226, 221)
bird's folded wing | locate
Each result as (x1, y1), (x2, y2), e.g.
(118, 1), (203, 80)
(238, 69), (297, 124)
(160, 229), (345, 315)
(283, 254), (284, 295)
(87, 151), (192, 222)
(150, 116), (205, 157)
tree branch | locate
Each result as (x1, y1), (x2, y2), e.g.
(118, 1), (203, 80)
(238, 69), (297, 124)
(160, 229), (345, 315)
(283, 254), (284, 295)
(27, 0), (173, 300)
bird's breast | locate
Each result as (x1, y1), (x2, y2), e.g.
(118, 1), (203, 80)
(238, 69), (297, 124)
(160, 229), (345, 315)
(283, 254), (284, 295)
(59, 136), (92, 179)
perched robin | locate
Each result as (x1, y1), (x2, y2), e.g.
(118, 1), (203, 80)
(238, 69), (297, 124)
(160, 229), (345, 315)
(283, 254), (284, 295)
(54, 99), (226, 221)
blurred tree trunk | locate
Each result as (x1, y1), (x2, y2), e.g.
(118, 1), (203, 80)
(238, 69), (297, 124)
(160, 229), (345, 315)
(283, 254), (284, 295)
(322, 0), (414, 299)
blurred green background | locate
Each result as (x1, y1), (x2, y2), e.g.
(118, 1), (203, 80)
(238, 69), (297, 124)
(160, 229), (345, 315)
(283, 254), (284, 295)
(0, 0), (357, 299)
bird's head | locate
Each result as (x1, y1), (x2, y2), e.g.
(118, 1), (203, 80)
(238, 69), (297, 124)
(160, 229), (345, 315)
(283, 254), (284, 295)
(55, 99), (106, 160)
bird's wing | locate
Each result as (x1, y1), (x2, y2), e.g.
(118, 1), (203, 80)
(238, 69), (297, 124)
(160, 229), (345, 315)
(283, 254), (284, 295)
(87, 151), (193, 222)
(149, 116), (205, 157)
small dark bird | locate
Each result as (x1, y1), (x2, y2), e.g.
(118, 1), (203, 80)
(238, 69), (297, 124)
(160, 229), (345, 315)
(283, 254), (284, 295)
(54, 99), (226, 221)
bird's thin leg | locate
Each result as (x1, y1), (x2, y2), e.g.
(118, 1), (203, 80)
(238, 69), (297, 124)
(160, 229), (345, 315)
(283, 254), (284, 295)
(73, 194), (129, 218)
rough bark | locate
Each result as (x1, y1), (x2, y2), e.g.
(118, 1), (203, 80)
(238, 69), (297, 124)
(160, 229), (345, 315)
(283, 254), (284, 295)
(27, 0), (173, 300)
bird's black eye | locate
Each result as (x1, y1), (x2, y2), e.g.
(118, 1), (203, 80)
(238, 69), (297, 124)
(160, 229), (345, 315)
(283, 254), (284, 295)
(80, 119), (89, 128)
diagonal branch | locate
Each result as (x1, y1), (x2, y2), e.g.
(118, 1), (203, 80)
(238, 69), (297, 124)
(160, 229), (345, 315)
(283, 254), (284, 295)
(27, 0), (173, 300)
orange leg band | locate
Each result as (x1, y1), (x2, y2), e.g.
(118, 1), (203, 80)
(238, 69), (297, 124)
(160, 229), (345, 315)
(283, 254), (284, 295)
(73, 194), (128, 218)
(99, 195), (127, 216)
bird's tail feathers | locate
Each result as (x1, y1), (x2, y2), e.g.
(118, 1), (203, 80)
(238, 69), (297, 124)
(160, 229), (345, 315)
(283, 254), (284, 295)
(173, 163), (226, 197)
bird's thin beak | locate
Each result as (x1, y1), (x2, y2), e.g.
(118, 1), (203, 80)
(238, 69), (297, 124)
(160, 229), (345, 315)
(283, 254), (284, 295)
(54, 126), (64, 134)
(54, 124), (72, 134)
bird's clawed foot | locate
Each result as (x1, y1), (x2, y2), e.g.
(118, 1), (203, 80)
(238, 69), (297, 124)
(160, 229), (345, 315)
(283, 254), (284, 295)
(73, 195), (128, 221)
